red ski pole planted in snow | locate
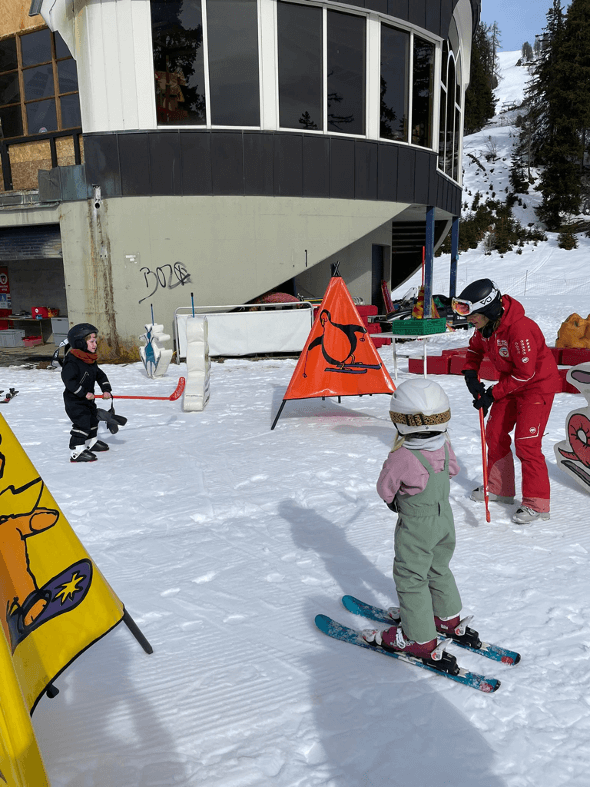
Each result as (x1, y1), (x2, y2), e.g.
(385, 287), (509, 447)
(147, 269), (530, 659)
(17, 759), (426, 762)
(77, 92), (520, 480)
(110, 377), (186, 401)
(479, 406), (491, 523)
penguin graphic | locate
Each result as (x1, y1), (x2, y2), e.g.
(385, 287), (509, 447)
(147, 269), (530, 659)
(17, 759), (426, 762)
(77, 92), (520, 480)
(303, 309), (382, 377)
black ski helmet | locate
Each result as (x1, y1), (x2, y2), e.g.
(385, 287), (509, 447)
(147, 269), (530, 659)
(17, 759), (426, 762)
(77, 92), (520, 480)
(67, 323), (98, 351)
(457, 279), (503, 321)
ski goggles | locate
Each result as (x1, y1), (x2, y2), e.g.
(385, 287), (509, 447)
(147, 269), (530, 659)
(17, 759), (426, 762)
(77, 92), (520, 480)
(451, 287), (500, 316)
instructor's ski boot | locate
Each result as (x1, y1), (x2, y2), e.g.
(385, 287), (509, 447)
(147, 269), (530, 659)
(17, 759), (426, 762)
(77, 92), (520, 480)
(470, 487), (514, 505)
(362, 625), (459, 675)
(511, 506), (550, 524)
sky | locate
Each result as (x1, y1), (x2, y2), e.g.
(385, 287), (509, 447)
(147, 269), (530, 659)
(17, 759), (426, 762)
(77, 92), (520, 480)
(480, 0), (572, 53)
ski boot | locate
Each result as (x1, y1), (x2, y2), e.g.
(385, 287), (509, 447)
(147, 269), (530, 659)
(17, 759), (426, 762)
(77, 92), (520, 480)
(471, 487), (514, 505)
(88, 439), (109, 452)
(511, 506), (550, 524)
(362, 625), (459, 675)
(386, 607), (483, 652)
(70, 448), (97, 463)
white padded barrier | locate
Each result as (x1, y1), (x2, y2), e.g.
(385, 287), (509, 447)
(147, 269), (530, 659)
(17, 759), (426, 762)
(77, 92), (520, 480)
(183, 316), (211, 412)
(174, 302), (314, 359)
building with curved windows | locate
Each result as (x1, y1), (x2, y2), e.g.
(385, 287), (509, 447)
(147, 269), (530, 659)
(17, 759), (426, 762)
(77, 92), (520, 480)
(0, 0), (478, 349)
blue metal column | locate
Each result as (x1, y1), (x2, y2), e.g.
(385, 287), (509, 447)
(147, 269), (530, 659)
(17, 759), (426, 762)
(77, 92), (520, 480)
(423, 206), (435, 318)
(450, 216), (460, 298)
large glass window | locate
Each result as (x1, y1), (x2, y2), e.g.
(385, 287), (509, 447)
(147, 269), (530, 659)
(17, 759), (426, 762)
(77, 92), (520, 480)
(380, 25), (408, 141)
(327, 11), (366, 135)
(207, 0), (259, 126)
(0, 28), (80, 139)
(411, 36), (434, 147)
(151, 0), (207, 125)
(278, 2), (322, 130)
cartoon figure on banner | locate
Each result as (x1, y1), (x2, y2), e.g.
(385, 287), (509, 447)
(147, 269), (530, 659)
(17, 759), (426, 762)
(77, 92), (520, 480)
(139, 323), (173, 378)
(303, 309), (381, 377)
(0, 438), (92, 652)
(554, 364), (590, 491)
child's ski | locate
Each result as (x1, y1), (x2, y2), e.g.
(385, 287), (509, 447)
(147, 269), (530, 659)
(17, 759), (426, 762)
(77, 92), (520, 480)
(315, 614), (501, 693)
(0, 388), (19, 403)
(342, 595), (521, 666)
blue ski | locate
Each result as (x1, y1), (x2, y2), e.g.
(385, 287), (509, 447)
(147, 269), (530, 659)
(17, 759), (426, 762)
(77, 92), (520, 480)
(315, 615), (501, 693)
(342, 595), (521, 666)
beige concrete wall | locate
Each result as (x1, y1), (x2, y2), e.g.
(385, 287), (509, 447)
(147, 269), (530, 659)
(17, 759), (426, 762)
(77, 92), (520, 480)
(0, 0), (44, 39)
(295, 222), (394, 304)
(56, 194), (409, 347)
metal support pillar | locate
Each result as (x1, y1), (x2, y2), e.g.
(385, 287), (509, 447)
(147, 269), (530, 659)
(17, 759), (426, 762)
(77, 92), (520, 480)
(424, 206), (435, 318)
(450, 216), (460, 298)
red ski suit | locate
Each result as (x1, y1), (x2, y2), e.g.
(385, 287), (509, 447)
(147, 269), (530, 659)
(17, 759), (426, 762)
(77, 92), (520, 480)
(462, 295), (561, 512)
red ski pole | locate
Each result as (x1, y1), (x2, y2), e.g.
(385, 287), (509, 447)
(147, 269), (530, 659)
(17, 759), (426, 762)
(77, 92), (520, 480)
(479, 405), (491, 523)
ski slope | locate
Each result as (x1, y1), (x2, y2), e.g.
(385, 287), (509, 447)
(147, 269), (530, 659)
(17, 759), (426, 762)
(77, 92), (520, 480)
(2, 53), (589, 787)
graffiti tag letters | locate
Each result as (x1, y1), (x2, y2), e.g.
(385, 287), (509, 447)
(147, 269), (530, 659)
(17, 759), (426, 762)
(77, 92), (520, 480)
(139, 263), (191, 304)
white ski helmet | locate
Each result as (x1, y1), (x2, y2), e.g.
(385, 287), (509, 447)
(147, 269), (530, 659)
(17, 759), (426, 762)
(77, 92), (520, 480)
(389, 378), (451, 435)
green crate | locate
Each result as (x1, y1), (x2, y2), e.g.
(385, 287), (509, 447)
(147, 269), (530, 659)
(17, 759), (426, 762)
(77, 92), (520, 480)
(389, 317), (447, 336)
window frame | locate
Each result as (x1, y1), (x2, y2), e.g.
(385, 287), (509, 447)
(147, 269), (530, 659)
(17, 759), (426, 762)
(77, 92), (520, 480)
(0, 27), (80, 141)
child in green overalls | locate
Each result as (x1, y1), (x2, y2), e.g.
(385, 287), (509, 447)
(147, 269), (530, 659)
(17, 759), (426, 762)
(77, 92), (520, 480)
(363, 378), (473, 663)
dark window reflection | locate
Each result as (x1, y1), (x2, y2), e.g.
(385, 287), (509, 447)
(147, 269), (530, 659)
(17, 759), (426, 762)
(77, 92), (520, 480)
(278, 2), (322, 130)
(26, 98), (57, 133)
(58, 59), (78, 93)
(151, 0), (206, 125)
(411, 36), (433, 147)
(24, 64), (55, 101)
(438, 85), (446, 171)
(380, 24), (408, 141)
(445, 57), (455, 177)
(453, 107), (461, 179)
(0, 39), (18, 72)
(55, 32), (71, 60)
(0, 73), (20, 106)
(0, 105), (23, 138)
(207, 0), (259, 126)
(61, 94), (81, 127)
(327, 11), (365, 135)
(21, 29), (52, 66)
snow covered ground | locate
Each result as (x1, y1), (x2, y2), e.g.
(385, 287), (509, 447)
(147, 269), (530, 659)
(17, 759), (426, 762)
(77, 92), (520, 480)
(3, 53), (589, 787)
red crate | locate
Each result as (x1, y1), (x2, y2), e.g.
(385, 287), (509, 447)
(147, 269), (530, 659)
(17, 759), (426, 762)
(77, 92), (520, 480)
(441, 347), (469, 357)
(23, 336), (43, 347)
(558, 368), (580, 394)
(408, 356), (450, 375)
(549, 346), (563, 364)
(560, 348), (590, 366)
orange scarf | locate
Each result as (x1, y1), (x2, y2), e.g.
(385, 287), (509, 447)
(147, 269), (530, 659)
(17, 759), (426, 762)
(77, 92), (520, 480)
(70, 349), (97, 364)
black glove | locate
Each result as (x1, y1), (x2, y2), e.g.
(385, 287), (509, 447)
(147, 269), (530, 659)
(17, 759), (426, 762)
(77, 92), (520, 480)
(386, 498), (399, 513)
(97, 403), (128, 434)
(473, 386), (494, 418)
(462, 370), (485, 399)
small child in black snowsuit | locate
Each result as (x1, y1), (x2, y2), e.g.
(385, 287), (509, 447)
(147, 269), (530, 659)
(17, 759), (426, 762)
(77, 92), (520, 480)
(62, 323), (112, 463)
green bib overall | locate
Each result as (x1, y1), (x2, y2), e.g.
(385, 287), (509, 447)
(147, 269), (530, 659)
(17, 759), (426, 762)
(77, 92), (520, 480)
(393, 445), (462, 643)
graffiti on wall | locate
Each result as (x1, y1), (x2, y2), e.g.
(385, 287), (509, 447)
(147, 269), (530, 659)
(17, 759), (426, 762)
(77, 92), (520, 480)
(139, 262), (191, 304)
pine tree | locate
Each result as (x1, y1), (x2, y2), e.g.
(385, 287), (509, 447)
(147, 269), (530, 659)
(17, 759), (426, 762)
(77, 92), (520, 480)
(521, 42), (534, 63)
(464, 23), (497, 134)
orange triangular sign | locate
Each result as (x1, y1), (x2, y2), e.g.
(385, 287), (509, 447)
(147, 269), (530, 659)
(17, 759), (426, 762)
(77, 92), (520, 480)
(283, 275), (395, 405)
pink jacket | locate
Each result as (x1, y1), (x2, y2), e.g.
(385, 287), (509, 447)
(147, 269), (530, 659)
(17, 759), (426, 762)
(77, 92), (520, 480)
(462, 295), (561, 399)
(377, 443), (460, 503)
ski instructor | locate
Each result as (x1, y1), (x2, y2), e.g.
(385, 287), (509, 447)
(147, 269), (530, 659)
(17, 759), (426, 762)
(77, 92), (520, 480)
(452, 279), (561, 525)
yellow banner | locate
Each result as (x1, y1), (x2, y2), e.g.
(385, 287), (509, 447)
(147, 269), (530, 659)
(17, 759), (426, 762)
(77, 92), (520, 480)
(0, 413), (124, 713)
(0, 625), (49, 787)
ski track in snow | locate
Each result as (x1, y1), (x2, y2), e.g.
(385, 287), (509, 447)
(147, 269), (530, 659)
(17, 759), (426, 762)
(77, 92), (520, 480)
(1, 52), (589, 787)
